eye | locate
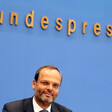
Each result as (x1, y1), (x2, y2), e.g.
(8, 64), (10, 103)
(41, 81), (49, 85)
(53, 84), (59, 89)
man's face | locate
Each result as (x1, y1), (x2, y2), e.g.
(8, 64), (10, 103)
(32, 68), (61, 105)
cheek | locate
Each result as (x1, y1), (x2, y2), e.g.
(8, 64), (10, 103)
(36, 85), (47, 92)
(54, 89), (59, 96)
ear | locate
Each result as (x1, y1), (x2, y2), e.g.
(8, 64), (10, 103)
(32, 80), (36, 90)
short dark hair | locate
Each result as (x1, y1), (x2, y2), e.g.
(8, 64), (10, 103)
(34, 65), (62, 83)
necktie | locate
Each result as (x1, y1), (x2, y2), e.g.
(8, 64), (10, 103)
(39, 110), (48, 112)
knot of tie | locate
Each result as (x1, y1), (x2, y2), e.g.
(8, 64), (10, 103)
(40, 110), (48, 112)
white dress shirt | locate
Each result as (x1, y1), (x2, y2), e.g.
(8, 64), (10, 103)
(33, 97), (51, 112)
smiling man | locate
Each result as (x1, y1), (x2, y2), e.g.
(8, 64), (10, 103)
(3, 65), (72, 112)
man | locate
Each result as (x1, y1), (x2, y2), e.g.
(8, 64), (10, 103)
(2, 65), (72, 112)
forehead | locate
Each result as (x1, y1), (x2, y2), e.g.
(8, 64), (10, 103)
(38, 68), (61, 84)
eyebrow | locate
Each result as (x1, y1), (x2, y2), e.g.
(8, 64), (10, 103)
(40, 80), (60, 85)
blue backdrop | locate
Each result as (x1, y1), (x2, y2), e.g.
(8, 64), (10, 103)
(0, 0), (112, 112)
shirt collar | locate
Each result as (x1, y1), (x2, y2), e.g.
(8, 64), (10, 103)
(33, 97), (51, 112)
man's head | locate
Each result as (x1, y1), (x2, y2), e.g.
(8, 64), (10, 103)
(32, 65), (62, 108)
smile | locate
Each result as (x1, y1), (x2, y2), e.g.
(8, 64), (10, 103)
(44, 93), (53, 97)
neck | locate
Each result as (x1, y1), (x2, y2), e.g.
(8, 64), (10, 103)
(34, 96), (50, 109)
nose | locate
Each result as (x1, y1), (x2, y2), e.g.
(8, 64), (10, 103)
(47, 84), (53, 91)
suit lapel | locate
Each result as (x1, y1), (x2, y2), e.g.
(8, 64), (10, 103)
(23, 98), (34, 112)
(51, 103), (59, 112)
(23, 98), (60, 112)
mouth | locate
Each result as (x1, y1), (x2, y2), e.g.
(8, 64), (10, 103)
(44, 92), (53, 97)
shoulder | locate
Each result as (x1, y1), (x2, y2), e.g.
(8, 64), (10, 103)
(2, 97), (32, 112)
(4, 97), (32, 107)
(52, 102), (72, 112)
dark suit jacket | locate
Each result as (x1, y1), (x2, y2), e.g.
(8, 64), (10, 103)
(2, 97), (72, 112)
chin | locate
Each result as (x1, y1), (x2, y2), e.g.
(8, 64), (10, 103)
(44, 98), (53, 103)
(41, 97), (53, 103)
